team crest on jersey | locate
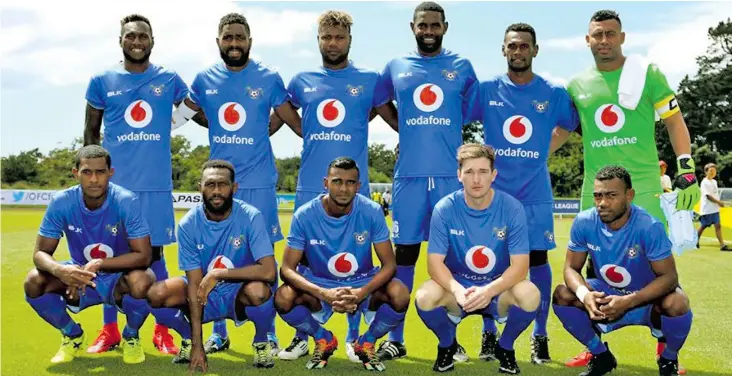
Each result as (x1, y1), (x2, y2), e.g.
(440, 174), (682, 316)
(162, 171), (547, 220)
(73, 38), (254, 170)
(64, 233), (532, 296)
(354, 231), (369, 246)
(246, 87), (264, 100)
(627, 244), (640, 258)
(532, 100), (549, 113)
(545, 231), (554, 243)
(230, 235), (245, 249)
(493, 226), (507, 241)
(150, 84), (165, 96)
(441, 70), (458, 81)
(106, 223), (120, 236)
(346, 84), (364, 97)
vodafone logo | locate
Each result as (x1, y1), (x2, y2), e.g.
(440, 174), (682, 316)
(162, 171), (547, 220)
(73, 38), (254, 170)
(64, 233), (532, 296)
(503, 115), (533, 144)
(316, 99), (346, 128)
(327, 252), (359, 278)
(594, 104), (625, 133)
(83, 243), (114, 261)
(207, 255), (234, 273)
(218, 102), (247, 131)
(413, 83), (444, 112)
(600, 264), (632, 288)
(464, 246), (496, 274)
(124, 100), (153, 128)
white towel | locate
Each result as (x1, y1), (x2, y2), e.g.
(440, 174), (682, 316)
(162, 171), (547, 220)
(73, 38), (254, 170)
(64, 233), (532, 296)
(618, 54), (650, 111)
(660, 192), (698, 256)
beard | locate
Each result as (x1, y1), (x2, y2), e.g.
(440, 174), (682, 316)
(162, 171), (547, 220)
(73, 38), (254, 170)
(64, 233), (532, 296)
(220, 46), (250, 67)
(508, 58), (531, 73)
(415, 34), (443, 54)
(123, 49), (151, 65)
(203, 193), (234, 215)
(321, 49), (349, 66)
(599, 206), (627, 224)
(328, 191), (355, 208)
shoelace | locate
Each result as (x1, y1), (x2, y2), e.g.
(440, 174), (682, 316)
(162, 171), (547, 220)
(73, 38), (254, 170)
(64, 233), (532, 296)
(285, 338), (303, 352)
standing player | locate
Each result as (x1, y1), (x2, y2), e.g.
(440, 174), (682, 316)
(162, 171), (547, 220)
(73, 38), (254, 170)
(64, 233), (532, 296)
(24, 145), (155, 364)
(553, 166), (693, 376)
(271, 10), (398, 362)
(415, 144), (539, 374)
(565, 10), (699, 370)
(188, 12), (302, 355)
(146, 160), (278, 370)
(84, 14), (199, 355)
(275, 157), (410, 371)
(466, 23), (578, 364)
(377, 1), (478, 360)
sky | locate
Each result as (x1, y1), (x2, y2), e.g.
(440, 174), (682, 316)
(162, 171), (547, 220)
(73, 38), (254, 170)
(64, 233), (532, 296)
(2, 0), (731, 159)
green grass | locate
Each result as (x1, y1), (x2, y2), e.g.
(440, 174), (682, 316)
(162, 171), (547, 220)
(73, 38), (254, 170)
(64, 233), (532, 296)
(2, 207), (731, 376)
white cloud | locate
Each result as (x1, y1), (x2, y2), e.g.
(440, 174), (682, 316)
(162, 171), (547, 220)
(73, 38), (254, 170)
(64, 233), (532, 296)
(1, 2), (319, 87)
(536, 71), (568, 87)
(368, 116), (399, 148)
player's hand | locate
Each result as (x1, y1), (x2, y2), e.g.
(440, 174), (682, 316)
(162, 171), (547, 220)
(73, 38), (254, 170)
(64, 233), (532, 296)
(188, 343), (207, 374)
(597, 295), (632, 321)
(582, 291), (607, 321)
(56, 264), (96, 291)
(462, 286), (494, 313)
(348, 287), (367, 304)
(332, 300), (358, 314)
(80, 259), (104, 295)
(197, 271), (221, 306)
(452, 286), (470, 307)
(674, 157), (701, 210)
(321, 286), (352, 305)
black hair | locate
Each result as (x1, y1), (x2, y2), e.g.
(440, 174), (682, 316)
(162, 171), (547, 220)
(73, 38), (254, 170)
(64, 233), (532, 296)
(328, 157), (359, 177)
(202, 159), (236, 183)
(505, 23), (537, 45)
(596, 165), (632, 190)
(590, 9), (621, 27)
(75, 145), (111, 169)
(120, 14), (152, 35)
(414, 1), (445, 22)
(219, 13), (251, 35)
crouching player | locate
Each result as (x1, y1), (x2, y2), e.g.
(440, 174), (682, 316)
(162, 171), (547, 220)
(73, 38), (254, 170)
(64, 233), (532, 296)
(553, 166), (692, 376)
(275, 157), (410, 371)
(24, 145), (155, 364)
(415, 144), (539, 374)
(146, 160), (278, 371)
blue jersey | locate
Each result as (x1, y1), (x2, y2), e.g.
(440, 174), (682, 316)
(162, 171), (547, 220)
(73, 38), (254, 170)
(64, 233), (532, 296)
(85, 64), (189, 191)
(178, 199), (274, 275)
(38, 183), (150, 266)
(428, 189), (530, 287)
(288, 63), (390, 194)
(381, 49), (477, 178)
(568, 205), (673, 293)
(287, 194), (391, 288)
(191, 61), (289, 189)
(467, 74), (578, 204)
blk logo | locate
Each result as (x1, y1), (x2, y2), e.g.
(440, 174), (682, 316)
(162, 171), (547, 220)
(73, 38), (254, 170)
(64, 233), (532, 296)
(316, 99), (346, 128)
(218, 102), (247, 131)
(465, 246), (497, 274)
(327, 252), (358, 278)
(413, 83), (444, 112)
(595, 104), (626, 133)
(600, 264), (631, 288)
(503, 115), (533, 144)
(124, 100), (153, 128)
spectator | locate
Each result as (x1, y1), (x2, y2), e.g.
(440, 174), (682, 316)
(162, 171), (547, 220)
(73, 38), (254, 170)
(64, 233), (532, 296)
(697, 163), (729, 251)
(660, 160), (673, 193)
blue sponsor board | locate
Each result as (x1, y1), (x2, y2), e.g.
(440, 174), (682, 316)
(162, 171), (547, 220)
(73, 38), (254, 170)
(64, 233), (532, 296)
(554, 199), (580, 214)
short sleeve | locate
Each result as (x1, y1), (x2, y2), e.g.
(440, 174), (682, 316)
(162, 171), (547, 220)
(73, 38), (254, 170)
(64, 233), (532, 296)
(85, 76), (105, 110)
(286, 212), (307, 250)
(371, 205), (390, 243)
(121, 196), (150, 239)
(38, 194), (67, 239)
(556, 88), (579, 132)
(178, 224), (201, 271)
(643, 222), (673, 262)
(270, 72), (289, 109)
(647, 64), (680, 120)
(286, 75), (301, 109)
(379, 63), (395, 102)
(507, 202), (530, 256)
(568, 216), (588, 253)
(464, 80), (484, 123)
(172, 73), (190, 103)
(247, 211), (275, 261)
(372, 72), (391, 108)
(190, 74), (203, 106)
(427, 206), (450, 256)
(460, 60), (479, 121)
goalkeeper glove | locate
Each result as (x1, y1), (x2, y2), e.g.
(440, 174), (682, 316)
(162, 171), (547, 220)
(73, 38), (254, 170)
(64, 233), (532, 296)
(673, 156), (701, 210)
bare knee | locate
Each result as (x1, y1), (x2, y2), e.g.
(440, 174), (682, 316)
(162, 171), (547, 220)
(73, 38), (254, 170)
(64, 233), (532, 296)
(125, 270), (154, 300)
(386, 279), (411, 312)
(241, 281), (271, 306)
(24, 268), (47, 298)
(415, 281), (443, 310)
(274, 284), (298, 313)
(552, 284), (578, 306)
(512, 280), (540, 312)
(146, 281), (168, 308)
(659, 289), (690, 317)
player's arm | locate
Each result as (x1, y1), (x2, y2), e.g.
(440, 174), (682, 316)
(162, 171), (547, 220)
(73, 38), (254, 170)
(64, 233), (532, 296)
(360, 240), (397, 296)
(563, 248), (590, 295)
(84, 104), (103, 146)
(273, 101), (302, 137)
(374, 102), (399, 132)
(96, 236), (153, 272)
(427, 253), (467, 296)
(549, 127), (571, 154)
(185, 268), (206, 350)
(280, 245), (332, 299)
(480, 253), (530, 298)
(212, 255), (277, 284)
(172, 98), (203, 130)
(626, 256), (679, 310)
(663, 112), (691, 158)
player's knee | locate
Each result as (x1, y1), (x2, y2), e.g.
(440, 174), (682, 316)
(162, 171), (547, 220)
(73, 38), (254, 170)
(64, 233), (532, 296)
(23, 268), (46, 298)
(660, 289), (690, 317)
(146, 282), (168, 308)
(274, 284), (297, 313)
(414, 282), (441, 310)
(513, 280), (540, 312)
(386, 279), (411, 312)
(395, 243), (421, 266)
(529, 251), (548, 267)
(552, 284), (575, 306)
(126, 270), (154, 300)
(241, 281), (271, 306)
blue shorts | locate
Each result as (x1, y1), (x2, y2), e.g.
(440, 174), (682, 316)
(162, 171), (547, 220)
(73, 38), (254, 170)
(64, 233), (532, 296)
(136, 191), (176, 246)
(587, 278), (660, 336)
(234, 187), (283, 243)
(181, 276), (248, 326)
(61, 260), (124, 314)
(700, 212), (721, 227)
(392, 177), (462, 244)
(523, 203), (556, 251)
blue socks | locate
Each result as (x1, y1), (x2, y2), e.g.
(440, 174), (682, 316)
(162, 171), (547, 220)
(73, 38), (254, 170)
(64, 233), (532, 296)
(27, 293), (82, 337)
(245, 295), (276, 343)
(389, 265), (415, 343)
(121, 295), (151, 338)
(482, 315), (498, 334)
(213, 320), (228, 339)
(103, 303), (118, 325)
(530, 263), (552, 337)
(281, 306), (332, 341)
(152, 307), (191, 340)
(347, 311), (362, 343)
(416, 304), (456, 348)
(661, 311), (693, 360)
(498, 305), (536, 351)
(553, 304), (607, 354)
(359, 304), (405, 345)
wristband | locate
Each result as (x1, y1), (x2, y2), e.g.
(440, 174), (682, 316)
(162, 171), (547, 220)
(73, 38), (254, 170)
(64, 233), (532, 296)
(575, 285), (590, 302)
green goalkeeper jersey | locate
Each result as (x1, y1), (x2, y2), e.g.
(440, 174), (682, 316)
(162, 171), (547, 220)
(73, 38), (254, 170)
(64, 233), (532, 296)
(567, 62), (680, 217)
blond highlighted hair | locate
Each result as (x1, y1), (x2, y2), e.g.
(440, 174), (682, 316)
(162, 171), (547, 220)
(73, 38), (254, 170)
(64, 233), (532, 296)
(457, 143), (495, 169)
(317, 10), (353, 33)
